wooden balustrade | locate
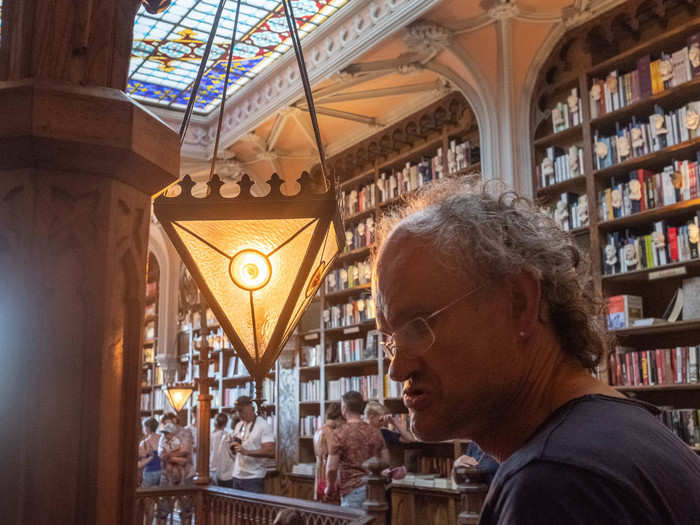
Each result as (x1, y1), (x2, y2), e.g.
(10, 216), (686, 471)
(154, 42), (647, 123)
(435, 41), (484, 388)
(135, 486), (373, 525)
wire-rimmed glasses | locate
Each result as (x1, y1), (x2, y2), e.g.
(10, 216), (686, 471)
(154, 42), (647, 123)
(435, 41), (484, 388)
(379, 285), (484, 360)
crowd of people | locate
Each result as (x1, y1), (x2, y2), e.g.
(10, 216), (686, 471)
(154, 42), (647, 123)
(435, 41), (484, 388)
(313, 390), (499, 510)
(137, 395), (274, 496)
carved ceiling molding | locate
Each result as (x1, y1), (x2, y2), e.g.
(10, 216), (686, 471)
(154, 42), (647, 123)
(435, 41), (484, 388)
(160, 0), (445, 161)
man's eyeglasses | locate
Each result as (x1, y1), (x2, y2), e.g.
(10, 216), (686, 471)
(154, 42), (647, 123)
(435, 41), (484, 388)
(379, 285), (484, 360)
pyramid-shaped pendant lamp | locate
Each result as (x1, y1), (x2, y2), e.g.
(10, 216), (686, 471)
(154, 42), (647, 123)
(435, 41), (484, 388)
(154, 172), (342, 386)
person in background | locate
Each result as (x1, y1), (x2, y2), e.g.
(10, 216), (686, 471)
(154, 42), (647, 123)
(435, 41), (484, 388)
(210, 412), (234, 488)
(325, 391), (389, 509)
(452, 441), (500, 483)
(138, 417), (161, 488)
(372, 179), (700, 524)
(159, 422), (186, 485)
(157, 412), (195, 523)
(185, 404), (198, 467)
(364, 400), (415, 447)
(313, 402), (345, 502)
(230, 396), (275, 493)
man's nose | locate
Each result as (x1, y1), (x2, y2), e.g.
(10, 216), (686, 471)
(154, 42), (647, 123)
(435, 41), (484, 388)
(388, 350), (422, 383)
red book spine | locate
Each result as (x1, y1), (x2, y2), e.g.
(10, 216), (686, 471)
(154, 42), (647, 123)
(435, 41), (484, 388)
(626, 353), (634, 386)
(656, 349), (664, 385)
(668, 227), (679, 262)
(632, 352), (640, 385)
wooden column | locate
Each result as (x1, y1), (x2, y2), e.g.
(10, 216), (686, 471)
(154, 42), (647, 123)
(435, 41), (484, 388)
(454, 467), (489, 525)
(0, 1), (179, 524)
(194, 317), (212, 485)
(362, 457), (389, 525)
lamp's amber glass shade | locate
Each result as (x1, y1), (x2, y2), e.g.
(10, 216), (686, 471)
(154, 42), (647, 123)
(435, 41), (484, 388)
(281, 224), (338, 346)
(171, 217), (328, 364)
(164, 386), (194, 412)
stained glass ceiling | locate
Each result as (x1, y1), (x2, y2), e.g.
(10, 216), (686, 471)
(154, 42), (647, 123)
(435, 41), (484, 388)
(128, 0), (348, 115)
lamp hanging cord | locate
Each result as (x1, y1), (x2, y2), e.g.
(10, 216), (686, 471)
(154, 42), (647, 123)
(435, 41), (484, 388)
(281, 0), (330, 193)
(178, 0), (228, 145)
(209, 0), (243, 178)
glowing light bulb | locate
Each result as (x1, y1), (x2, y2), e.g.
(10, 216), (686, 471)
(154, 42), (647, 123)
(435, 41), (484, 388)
(229, 249), (272, 291)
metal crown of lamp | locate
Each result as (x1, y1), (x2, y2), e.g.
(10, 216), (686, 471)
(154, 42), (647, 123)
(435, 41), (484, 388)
(154, 0), (343, 415)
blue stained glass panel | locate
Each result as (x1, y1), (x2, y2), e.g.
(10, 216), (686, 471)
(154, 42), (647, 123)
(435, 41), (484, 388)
(128, 0), (348, 114)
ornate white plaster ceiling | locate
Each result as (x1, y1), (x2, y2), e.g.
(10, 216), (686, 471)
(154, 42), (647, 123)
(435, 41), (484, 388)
(157, 0), (626, 185)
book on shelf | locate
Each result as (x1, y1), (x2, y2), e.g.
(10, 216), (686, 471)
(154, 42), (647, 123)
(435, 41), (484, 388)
(593, 101), (700, 172)
(550, 87), (582, 133)
(323, 295), (376, 329)
(343, 216), (374, 253)
(325, 260), (371, 293)
(589, 38), (700, 119)
(662, 287), (684, 323)
(542, 192), (589, 232)
(143, 347), (154, 364)
(300, 379), (321, 402)
(598, 158), (700, 223)
(682, 277), (700, 320)
(658, 407), (700, 448)
(537, 145), (584, 188)
(300, 344), (321, 367)
(610, 346), (700, 388)
(606, 295), (643, 330)
(326, 375), (379, 401)
(602, 213), (700, 276)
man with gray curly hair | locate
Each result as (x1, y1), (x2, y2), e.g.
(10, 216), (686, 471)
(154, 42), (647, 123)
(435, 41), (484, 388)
(372, 179), (700, 524)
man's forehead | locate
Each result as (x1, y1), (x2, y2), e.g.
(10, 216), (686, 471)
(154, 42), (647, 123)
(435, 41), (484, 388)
(375, 230), (440, 322)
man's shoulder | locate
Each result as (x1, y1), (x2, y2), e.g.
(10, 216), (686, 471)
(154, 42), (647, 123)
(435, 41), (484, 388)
(483, 395), (700, 525)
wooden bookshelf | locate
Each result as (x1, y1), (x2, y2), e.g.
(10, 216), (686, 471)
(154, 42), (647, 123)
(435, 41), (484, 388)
(140, 252), (161, 417)
(530, 1), (700, 448)
(295, 92), (480, 470)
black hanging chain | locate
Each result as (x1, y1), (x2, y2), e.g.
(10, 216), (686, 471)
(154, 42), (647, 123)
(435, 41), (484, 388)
(281, 0), (331, 193)
(209, 0), (243, 178)
(178, 0), (228, 145)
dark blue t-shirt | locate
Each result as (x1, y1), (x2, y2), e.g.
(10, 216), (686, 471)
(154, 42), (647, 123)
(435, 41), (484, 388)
(479, 394), (700, 525)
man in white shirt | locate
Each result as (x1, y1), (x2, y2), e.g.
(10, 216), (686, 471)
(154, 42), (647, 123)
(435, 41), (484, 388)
(210, 412), (235, 487)
(229, 396), (275, 493)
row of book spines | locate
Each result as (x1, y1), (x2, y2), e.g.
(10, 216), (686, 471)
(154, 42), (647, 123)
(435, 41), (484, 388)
(599, 161), (700, 221)
(658, 408), (700, 448)
(602, 217), (699, 274)
(590, 38), (700, 118)
(344, 220), (375, 254)
(412, 456), (454, 478)
(609, 346), (699, 387)
(323, 298), (376, 328)
(140, 389), (166, 411)
(593, 102), (700, 170)
(300, 415), (321, 437)
(384, 374), (404, 399)
(550, 92), (582, 133)
(300, 381), (321, 402)
(326, 375), (380, 400)
(325, 260), (371, 293)
(538, 146), (585, 188)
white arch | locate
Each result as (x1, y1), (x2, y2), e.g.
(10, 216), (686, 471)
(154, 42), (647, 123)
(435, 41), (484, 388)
(148, 221), (180, 360)
(426, 43), (500, 184)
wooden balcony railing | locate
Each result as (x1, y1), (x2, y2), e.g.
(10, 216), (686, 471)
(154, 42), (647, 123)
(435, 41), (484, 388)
(134, 486), (374, 525)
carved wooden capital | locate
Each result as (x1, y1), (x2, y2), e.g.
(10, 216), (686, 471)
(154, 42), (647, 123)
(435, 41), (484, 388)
(0, 80), (179, 195)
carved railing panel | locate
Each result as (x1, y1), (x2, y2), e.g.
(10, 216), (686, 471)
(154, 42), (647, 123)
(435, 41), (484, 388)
(135, 487), (374, 525)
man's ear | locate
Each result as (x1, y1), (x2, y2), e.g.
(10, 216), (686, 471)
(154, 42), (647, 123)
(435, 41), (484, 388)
(509, 270), (541, 339)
